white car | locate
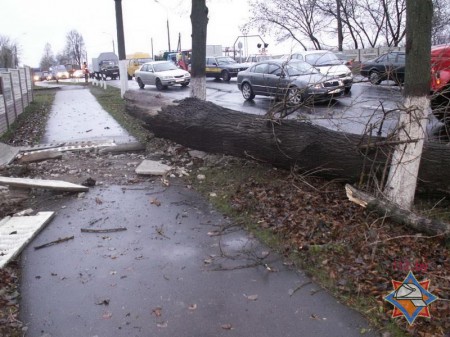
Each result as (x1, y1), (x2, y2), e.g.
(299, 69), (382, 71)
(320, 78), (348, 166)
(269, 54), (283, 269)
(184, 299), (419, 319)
(288, 51), (353, 93)
(134, 61), (190, 90)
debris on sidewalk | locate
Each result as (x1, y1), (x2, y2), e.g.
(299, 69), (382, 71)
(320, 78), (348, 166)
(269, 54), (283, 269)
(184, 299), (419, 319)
(0, 211), (55, 268)
(17, 150), (62, 164)
(34, 235), (74, 250)
(0, 176), (89, 192)
(99, 141), (145, 154)
(135, 160), (172, 176)
(0, 143), (21, 167)
(80, 227), (127, 233)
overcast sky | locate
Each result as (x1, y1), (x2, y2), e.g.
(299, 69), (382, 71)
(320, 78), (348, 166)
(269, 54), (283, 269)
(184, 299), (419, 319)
(1, 0), (298, 67)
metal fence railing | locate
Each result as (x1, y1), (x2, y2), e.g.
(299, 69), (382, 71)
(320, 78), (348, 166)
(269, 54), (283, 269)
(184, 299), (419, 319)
(0, 66), (33, 135)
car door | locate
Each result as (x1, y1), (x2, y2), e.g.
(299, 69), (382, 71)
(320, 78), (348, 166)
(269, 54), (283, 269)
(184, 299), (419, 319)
(249, 63), (268, 95)
(392, 53), (406, 83)
(263, 63), (286, 96)
(205, 57), (220, 78)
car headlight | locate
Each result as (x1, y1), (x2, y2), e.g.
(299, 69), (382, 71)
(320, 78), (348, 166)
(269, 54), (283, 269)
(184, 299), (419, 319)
(161, 76), (172, 80)
(33, 76), (39, 80)
(346, 72), (353, 77)
(314, 83), (324, 89)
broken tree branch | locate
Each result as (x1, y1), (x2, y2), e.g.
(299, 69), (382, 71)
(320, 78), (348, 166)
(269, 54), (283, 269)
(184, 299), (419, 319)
(345, 184), (450, 238)
(34, 236), (74, 250)
(80, 227), (127, 233)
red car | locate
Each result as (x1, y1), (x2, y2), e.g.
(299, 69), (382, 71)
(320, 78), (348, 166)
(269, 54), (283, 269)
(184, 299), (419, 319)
(431, 45), (450, 122)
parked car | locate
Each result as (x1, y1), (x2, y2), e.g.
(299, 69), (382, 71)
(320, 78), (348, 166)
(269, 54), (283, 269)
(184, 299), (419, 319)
(237, 59), (345, 104)
(288, 50), (353, 93)
(205, 56), (248, 81)
(134, 61), (190, 90)
(430, 45), (450, 122)
(359, 51), (405, 85)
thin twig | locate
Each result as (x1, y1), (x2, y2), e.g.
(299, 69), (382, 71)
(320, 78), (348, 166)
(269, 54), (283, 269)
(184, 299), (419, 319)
(34, 236), (74, 250)
(80, 227), (127, 233)
(290, 281), (312, 297)
(368, 233), (446, 246)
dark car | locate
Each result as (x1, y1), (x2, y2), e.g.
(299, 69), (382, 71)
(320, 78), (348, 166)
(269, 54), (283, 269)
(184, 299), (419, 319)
(205, 56), (248, 82)
(360, 51), (405, 85)
(237, 59), (345, 104)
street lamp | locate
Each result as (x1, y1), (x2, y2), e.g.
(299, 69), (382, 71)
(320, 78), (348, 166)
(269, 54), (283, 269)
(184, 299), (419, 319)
(154, 0), (171, 52)
(102, 32), (116, 54)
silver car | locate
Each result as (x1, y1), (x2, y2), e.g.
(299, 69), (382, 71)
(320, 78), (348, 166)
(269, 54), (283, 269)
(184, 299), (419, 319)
(135, 61), (190, 90)
(237, 59), (345, 104)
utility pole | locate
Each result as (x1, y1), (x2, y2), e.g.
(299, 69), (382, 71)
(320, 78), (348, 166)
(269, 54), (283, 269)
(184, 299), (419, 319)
(114, 0), (126, 60)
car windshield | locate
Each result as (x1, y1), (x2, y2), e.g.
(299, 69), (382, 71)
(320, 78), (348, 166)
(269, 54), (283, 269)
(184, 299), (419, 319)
(216, 57), (237, 65)
(153, 62), (178, 72)
(138, 58), (153, 65)
(305, 53), (341, 66)
(285, 61), (319, 76)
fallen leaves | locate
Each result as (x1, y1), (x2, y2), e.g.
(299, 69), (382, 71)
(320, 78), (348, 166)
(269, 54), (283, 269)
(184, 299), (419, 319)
(150, 198), (161, 206)
(221, 323), (233, 330)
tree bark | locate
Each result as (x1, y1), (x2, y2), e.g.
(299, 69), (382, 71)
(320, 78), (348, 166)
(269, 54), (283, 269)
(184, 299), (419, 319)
(190, 0), (208, 100)
(346, 184), (449, 238)
(384, 0), (433, 210)
(124, 94), (450, 195)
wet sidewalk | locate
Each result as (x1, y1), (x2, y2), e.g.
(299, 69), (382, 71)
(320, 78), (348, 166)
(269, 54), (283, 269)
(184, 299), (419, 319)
(19, 86), (379, 337)
(41, 86), (135, 145)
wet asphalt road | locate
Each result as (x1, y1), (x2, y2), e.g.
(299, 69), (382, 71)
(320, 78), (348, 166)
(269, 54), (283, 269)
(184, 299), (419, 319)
(19, 84), (380, 336)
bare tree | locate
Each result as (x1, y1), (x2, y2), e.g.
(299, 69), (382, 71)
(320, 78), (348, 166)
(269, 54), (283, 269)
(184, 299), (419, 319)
(190, 0), (208, 100)
(431, 0), (450, 45)
(381, 0), (407, 46)
(0, 35), (18, 68)
(39, 43), (55, 71)
(63, 30), (86, 66)
(383, 0), (433, 210)
(246, 0), (329, 50)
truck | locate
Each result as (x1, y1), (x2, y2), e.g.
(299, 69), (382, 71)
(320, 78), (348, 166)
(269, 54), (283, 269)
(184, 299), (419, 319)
(206, 45), (222, 57)
(91, 52), (119, 80)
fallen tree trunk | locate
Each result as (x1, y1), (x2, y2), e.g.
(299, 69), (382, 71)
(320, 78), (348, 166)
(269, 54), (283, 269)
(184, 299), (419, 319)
(124, 94), (450, 194)
(345, 184), (450, 238)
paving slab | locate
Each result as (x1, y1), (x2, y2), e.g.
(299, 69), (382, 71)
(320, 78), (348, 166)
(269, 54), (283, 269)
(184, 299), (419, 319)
(0, 212), (54, 268)
(0, 142), (21, 167)
(0, 176), (89, 192)
(135, 159), (172, 175)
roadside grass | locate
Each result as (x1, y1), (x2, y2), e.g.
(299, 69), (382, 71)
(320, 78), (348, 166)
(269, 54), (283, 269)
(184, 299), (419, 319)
(89, 84), (151, 145)
(0, 88), (56, 145)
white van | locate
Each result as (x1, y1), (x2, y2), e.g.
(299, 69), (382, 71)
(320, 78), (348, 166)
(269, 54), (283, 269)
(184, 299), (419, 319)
(289, 51), (353, 93)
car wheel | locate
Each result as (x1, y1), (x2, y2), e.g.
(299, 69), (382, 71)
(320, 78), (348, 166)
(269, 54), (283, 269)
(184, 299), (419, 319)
(241, 82), (255, 100)
(156, 78), (164, 90)
(287, 87), (302, 105)
(137, 78), (145, 89)
(181, 82), (189, 87)
(128, 74), (132, 80)
(345, 86), (351, 94)
(221, 70), (231, 82)
(369, 71), (382, 85)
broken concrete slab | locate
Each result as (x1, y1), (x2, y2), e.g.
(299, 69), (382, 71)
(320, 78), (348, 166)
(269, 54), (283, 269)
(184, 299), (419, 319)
(135, 160), (172, 176)
(99, 141), (145, 154)
(0, 211), (55, 268)
(18, 141), (117, 158)
(188, 150), (208, 159)
(17, 151), (63, 164)
(0, 176), (89, 192)
(0, 143), (21, 167)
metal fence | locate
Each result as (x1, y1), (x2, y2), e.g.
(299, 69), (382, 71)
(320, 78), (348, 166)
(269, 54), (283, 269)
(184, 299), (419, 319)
(339, 46), (405, 62)
(0, 66), (33, 135)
